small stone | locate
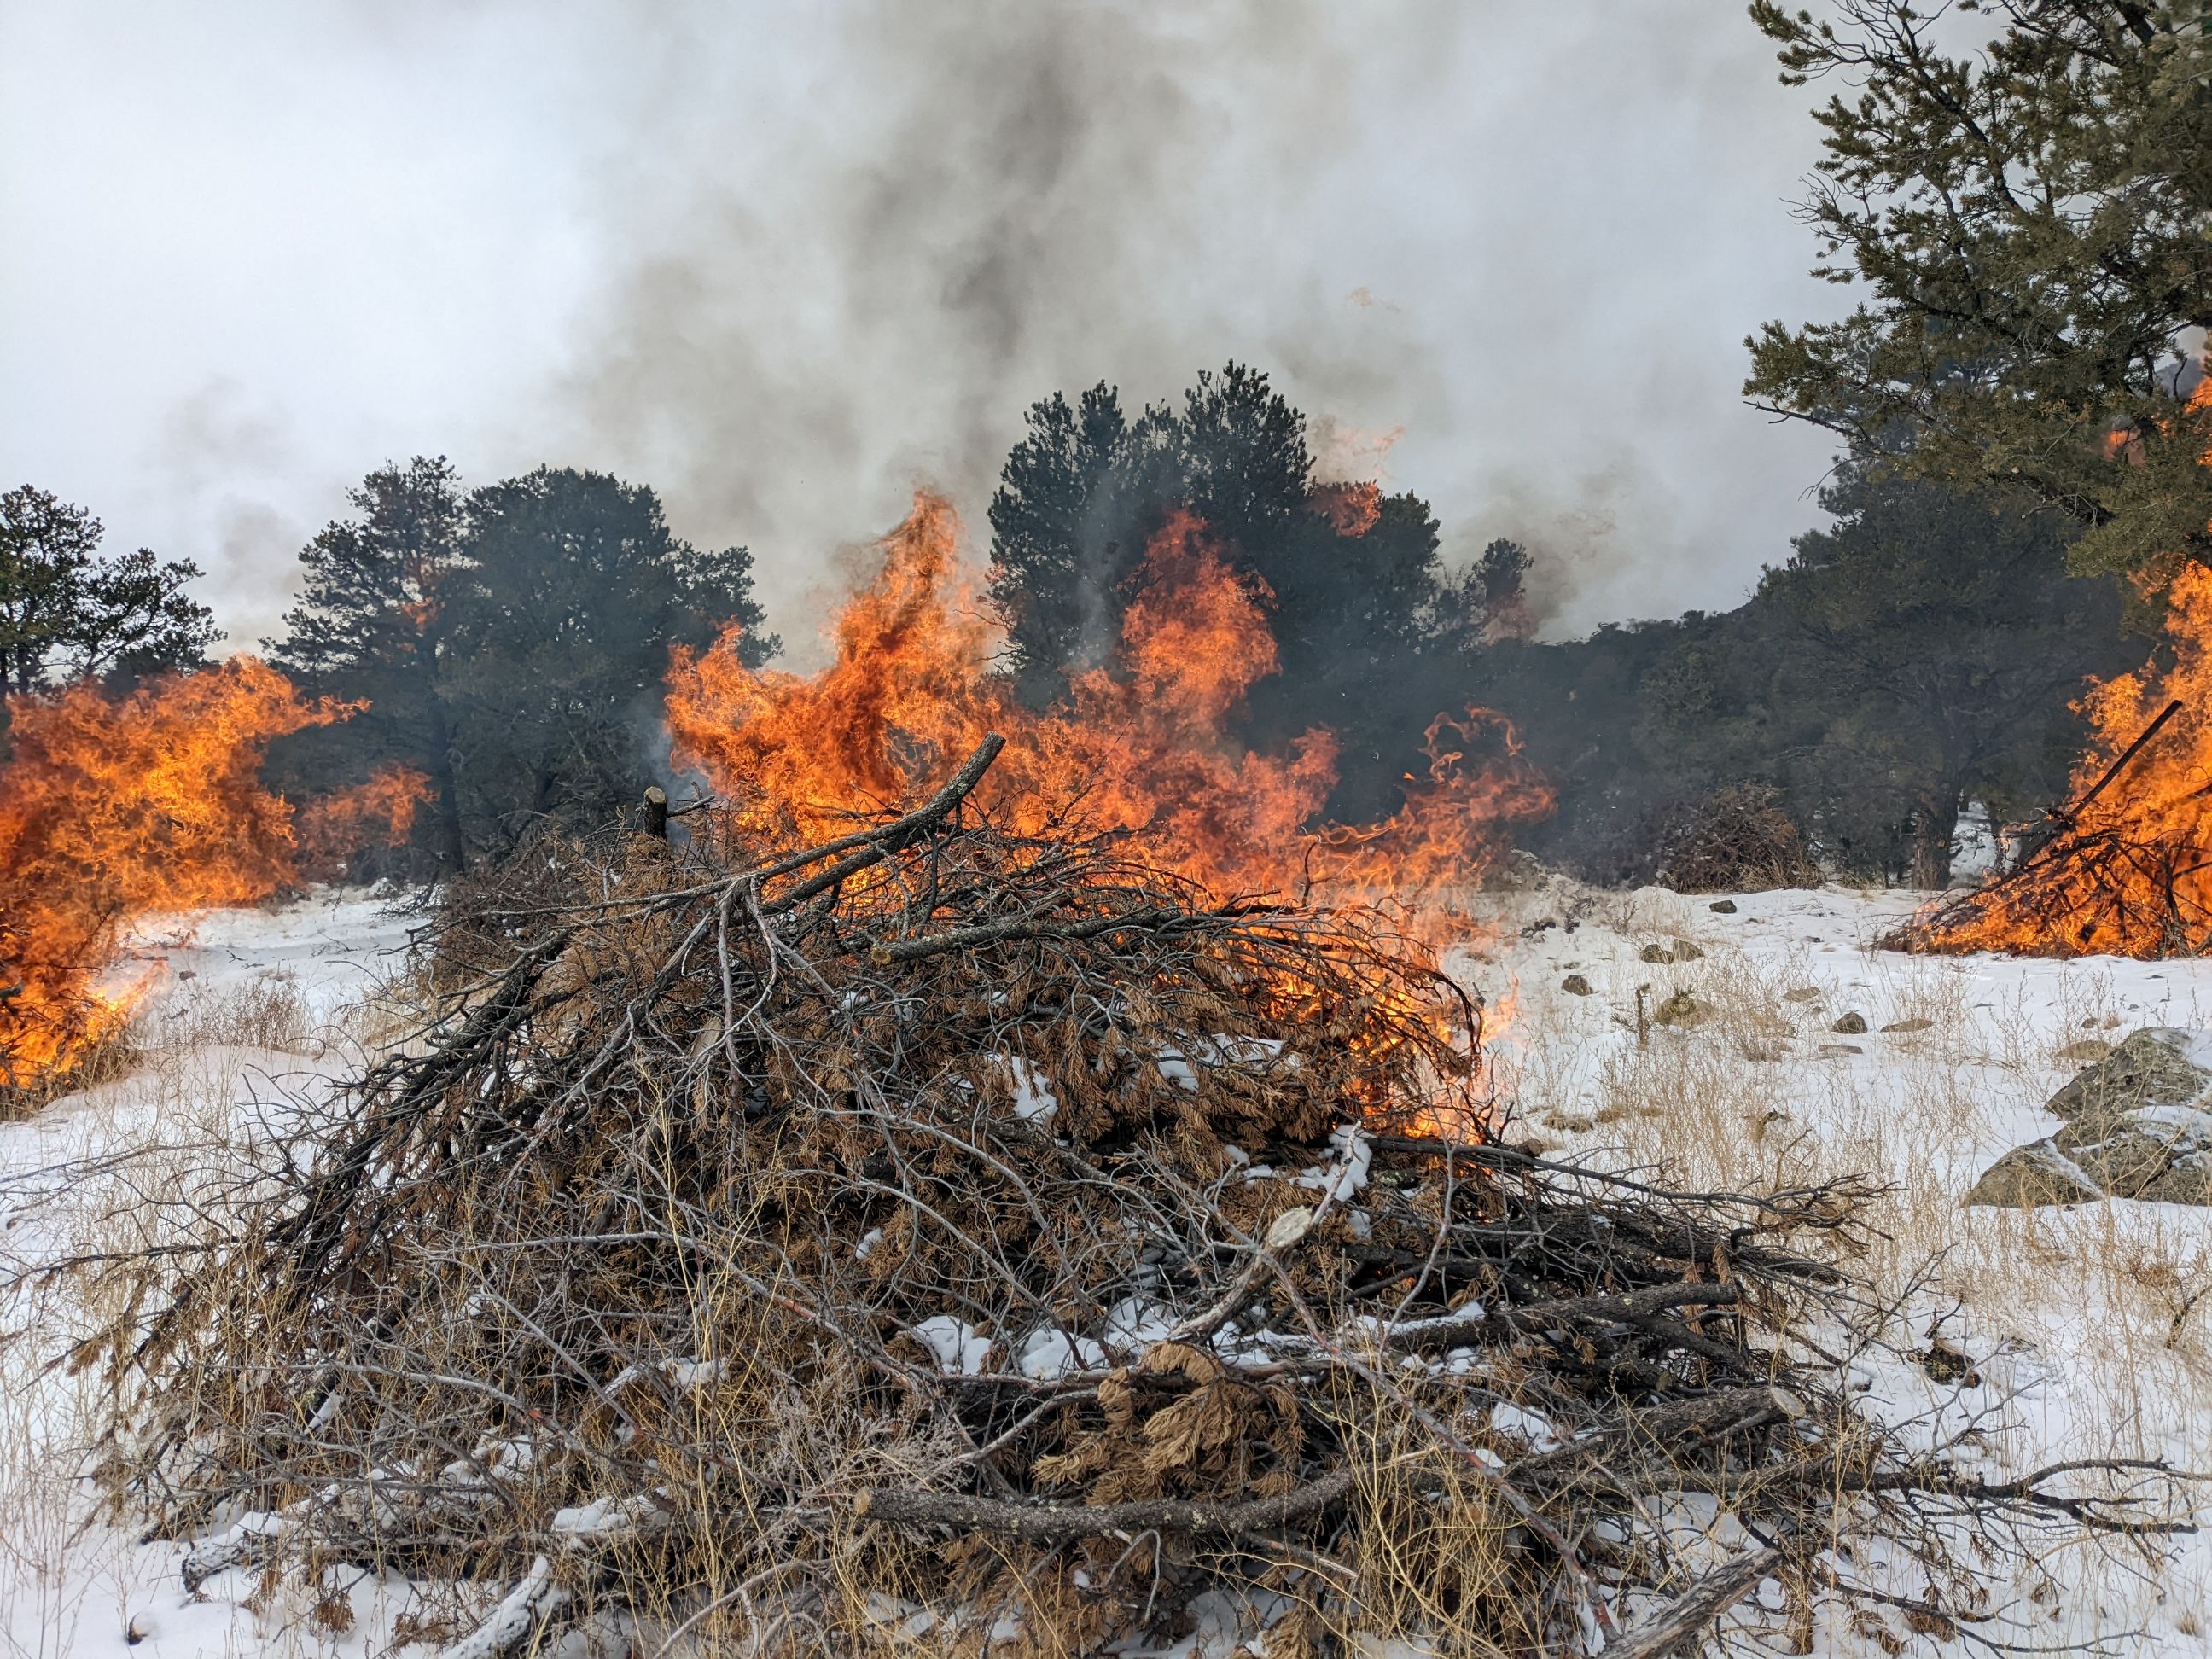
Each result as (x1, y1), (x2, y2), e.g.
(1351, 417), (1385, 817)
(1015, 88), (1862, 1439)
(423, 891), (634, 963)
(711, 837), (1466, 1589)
(1708, 899), (1738, 913)
(1964, 1140), (2104, 1208)
(2054, 1039), (2113, 1062)
(1671, 940), (1704, 961)
(1817, 1043), (1863, 1057)
(1560, 974), (1593, 996)
(1882, 1017), (1935, 1033)
(1783, 988), (1821, 1004)
(1639, 942), (1675, 964)
(126, 1615), (151, 1647)
(1831, 1011), (1868, 1034)
(1652, 989), (1703, 1028)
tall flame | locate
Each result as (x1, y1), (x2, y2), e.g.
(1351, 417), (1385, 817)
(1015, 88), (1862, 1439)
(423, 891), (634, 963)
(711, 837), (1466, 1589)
(667, 492), (1551, 925)
(0, 659), (353, 1092)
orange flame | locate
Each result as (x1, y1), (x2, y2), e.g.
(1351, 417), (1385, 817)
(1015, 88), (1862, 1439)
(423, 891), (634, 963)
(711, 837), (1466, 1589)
(667, 491), (1551, 929)
(1912, 563), (2212, 957)
(0, 659), (352, 1091)
(295, 765), (434, 877)
(1310, 480), (1382, 538)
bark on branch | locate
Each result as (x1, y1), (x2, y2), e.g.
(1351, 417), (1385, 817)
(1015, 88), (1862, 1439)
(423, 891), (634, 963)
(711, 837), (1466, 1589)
(852, 1466), (1357, 1545)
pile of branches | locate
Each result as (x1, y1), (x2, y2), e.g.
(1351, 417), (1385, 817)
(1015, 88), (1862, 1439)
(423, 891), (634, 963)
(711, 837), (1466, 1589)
(1895, 822), (2212, 958)
(73, 739), (2188, 1656)
(1895, 700), (2211, 958)
(1654, 784), (1818, 896)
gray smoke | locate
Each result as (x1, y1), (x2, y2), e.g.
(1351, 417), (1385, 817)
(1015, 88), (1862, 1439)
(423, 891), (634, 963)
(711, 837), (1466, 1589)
(550, 1), (1840, 657)
(2, 1), (1846, 655)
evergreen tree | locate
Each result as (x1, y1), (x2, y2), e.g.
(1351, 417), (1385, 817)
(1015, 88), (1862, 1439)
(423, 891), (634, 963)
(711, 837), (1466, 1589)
(1746, 2), (2212, 579)
(454, 467), (773, 836)
(985, 364), (1458, 815)
(0, 485), (218, 696)
(987, 383), (1176, 696)
(1757, 466), (2128, 884)
(270, 458), (472, 871)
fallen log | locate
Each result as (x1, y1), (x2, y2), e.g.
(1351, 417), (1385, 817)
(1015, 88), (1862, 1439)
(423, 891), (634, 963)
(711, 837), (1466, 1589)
(1608, 1549), (1780, 1659)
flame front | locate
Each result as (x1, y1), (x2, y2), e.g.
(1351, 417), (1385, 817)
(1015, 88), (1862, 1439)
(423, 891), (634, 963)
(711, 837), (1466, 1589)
(667, 491), (1551, 928)
(0, 659), (352, 1092)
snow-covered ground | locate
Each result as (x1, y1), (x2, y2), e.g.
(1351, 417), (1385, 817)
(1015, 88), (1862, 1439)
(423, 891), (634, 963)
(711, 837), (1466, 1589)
(1466, 879), (2212, 1654)
(0, 892), (416, 1659)
(5, 882), (2212, 1656)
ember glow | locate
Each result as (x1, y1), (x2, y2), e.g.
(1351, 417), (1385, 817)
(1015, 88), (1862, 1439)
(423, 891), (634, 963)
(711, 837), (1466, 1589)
(1906, 563), (2212, 959)
(666, 490), (1552, 927)
(0, 660), (353, 1092)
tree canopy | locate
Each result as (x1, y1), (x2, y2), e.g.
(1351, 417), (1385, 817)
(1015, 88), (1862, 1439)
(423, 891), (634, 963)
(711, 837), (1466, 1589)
(0, 485), (219, 698)
(1747, 1), (2212, 578)
(270, 459), (771, 866)
(987, 364), (1491, 816)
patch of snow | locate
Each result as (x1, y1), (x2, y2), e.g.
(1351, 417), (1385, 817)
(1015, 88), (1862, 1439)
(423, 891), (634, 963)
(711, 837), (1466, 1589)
(1294, 1122), (1372, 1200)
(1004, 1057), (1058, 1122)
(1103, 1295), (1175, 1355)
(911, 1315), (993, 1375)
(1018, 1326), (1109, 1379)
(1487, 1401), (1562, 1453)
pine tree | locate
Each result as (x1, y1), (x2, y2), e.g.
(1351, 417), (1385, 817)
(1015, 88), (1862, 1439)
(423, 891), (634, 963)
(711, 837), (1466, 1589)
(454, 466), (773, 835)
(271, 458), (472, 871)
(983, 364), (1458, 814)
(1757, 465), (2128, 885)
(1746, 2), (2212, 579)
(0, 485), (218, 697)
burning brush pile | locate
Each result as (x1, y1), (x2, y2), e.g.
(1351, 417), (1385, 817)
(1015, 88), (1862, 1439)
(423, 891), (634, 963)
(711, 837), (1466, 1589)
(1900, 563), (2212, 959)
(73, 737), (2186, 1656)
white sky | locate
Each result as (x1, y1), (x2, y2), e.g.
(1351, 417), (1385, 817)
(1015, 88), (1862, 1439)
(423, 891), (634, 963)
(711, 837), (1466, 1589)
(1, 2), (1847, 659)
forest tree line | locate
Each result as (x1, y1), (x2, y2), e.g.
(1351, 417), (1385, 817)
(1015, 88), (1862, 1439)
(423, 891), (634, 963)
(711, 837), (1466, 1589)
(7, 3), (2207, 890)
(0, 363), (2135, 889)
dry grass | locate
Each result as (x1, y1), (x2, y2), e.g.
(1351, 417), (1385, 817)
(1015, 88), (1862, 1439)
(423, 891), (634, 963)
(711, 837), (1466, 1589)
(0, 967), (435, 1659)
(1493, 888), (2212, 1646)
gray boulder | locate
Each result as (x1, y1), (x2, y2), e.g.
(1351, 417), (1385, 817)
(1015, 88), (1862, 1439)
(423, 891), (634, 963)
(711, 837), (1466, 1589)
(1965, 1029), (2212, 1208)
(1963, 1141), (2104, 1208)
(2046, 1028), (2212, 1121)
